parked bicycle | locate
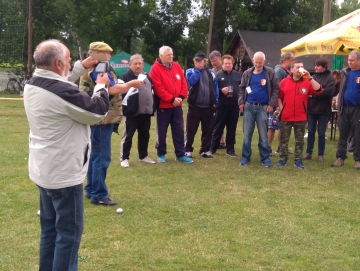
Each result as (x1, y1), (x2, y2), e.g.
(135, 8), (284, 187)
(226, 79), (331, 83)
(6, 72), (28, 94)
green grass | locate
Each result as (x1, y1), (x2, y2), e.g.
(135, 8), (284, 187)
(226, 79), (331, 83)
(1, 96), (360, 270)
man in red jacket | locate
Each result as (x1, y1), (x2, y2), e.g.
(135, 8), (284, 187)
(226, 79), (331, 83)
(150, 46), (193, 163)
(277, 60), (322, 169)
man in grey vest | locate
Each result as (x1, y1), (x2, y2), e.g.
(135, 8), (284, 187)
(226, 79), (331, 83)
(120, 54), (156, 168)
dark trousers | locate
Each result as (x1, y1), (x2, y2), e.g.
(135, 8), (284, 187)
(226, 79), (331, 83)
(336, 106), (360, 161)
(155, 107), (185, 157)
(121, 114), (151, 160)
(185, 106), (215, 153)
(210, 105), (239, 151)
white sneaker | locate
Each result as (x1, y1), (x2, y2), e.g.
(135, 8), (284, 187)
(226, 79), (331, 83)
(304, 132), (308, 138)
(140, 156), (155, 164)
(121, 159), (129, 168)
(185, 152), (192, 158)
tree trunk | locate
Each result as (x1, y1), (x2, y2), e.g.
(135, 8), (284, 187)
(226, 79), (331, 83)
(210, 0), (228, 54)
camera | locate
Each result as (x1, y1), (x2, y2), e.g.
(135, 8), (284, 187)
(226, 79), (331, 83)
(94, 62), (108, 73)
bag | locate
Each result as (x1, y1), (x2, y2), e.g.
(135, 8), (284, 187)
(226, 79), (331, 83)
(122, 90), (139, 117)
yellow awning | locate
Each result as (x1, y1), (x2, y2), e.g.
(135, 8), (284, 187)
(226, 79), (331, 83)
(281, 9), (360, 56)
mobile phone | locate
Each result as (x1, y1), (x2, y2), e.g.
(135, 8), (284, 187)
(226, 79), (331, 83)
(94, 62), (108, 73)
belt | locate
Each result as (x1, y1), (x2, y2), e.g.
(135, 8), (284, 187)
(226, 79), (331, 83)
(343, 104), (359, 107)
(247, 102), (268, 106)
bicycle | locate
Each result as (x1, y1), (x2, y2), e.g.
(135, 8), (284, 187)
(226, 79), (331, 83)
(6, 72), (28, 94)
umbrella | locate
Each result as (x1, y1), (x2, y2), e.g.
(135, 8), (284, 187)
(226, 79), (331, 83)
(281, 9), (360, 57)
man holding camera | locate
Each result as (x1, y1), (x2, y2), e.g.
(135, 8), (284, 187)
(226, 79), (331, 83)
(79, 41), (142, 206)
(24, 39), (110, 271)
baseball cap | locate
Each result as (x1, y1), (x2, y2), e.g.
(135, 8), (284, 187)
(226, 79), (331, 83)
(194, 51), (207, 61)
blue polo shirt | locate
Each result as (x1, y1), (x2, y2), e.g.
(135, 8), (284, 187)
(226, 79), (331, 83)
(247, 71), (268, 104)
(343, 69), (360, 106)
(90, 71), (116, 87)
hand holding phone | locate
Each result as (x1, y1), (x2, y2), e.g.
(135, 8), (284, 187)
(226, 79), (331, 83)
(96, 73), (109, 87)
(94, 62), (108, 73)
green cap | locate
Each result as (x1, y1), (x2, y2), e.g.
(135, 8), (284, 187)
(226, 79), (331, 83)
(89, 41), (113, 52)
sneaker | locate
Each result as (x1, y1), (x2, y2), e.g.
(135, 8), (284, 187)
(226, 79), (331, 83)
(210, 149), (216, 155)
(294, 158), (305, 169)
(262, 159), (272, 167)
(355, 161), (360, 170)
(185, 151), (193, 158)
(276, 159), (287, 167)
(275, 146), (280, 154)
(325, 136), (328, 140)
(330, 158), (344, 167)
(318, 155), (324, 163)
(175, 155), (193, 163)
(303, 153), (312, 160)
(304, 132), (308, 138)
(158, 155), (166, 163)
(240, 157), (248, 165)
(91, 198), (118, 206)
(121, 159), (129, 168)
(140, 156), (155, 164)
(218, 142), (226, 149)
(200, 151), (213, 159)
(226, 150), (238, 157)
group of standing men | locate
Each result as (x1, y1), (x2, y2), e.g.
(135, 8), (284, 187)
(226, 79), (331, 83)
(23, 37), (360, 271)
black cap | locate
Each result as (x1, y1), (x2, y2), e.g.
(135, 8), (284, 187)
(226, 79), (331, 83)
(194, 51), (207, 60)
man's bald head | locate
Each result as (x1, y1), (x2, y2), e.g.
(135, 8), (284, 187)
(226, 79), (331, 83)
(33, 39), (67, 69)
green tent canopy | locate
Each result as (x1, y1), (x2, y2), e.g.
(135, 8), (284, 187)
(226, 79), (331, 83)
(109, 51), (151, 76)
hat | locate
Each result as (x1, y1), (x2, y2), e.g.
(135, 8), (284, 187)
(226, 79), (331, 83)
(89, 41), (113, 52)
(194, 51), (207, 61)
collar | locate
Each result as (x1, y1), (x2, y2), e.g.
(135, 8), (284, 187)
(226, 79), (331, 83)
(33, 68), (77, 87)
(157, 58), (172, 69)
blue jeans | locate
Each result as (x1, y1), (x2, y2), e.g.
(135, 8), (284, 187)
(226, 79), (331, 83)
(85, 124), (113, 201)
(306, 113), (330, 156)
(38, 183), (84, 271)
(241, 103), (270, 162)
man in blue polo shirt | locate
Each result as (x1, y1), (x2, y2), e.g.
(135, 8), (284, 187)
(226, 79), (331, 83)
(331, 50), (360, 169)
(239, 51), (279, 167)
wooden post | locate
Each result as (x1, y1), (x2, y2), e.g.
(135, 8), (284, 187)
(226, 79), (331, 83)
(27, 0), (33, 78)
(207, 0), (216, 56)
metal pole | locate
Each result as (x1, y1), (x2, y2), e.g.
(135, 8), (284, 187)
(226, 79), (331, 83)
(27, 0), (33, 78)
(207, 0), (216, 56)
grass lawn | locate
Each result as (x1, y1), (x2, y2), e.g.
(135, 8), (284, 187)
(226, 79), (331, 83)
(1, 94), (360, 270)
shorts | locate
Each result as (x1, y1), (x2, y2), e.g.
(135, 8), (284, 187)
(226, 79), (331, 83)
(268, 113), (280, 130)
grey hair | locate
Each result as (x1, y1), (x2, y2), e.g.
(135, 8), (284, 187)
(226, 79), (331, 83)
(350, 50), (360, 59)
(209, 50), (221, 59)
(130, 54), (144, 64)
(253, 51), (265, 59)
(33, 39), (66, 68)
(280, 52), (294, 63)
(159, 46), (173, 57)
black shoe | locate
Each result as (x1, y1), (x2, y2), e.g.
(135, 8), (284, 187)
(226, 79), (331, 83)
(226, 150), (237, 157)
(217, 142), (226, 149)
(91, 198), (118, 206)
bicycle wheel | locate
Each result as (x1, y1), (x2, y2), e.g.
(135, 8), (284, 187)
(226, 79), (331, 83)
(7, 79), (21, 94)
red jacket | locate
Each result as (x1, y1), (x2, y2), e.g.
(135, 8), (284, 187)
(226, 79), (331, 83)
(279, 76), (323, 122)
(150, 59), (188, 109)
